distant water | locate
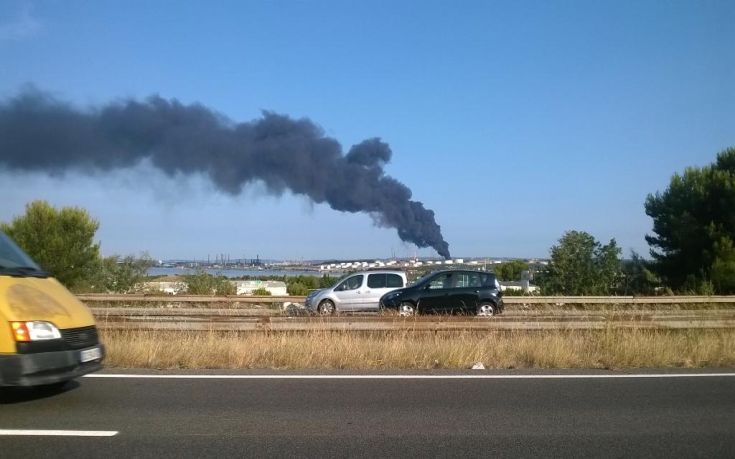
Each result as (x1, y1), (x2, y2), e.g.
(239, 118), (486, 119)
(147, 267), (328, 278)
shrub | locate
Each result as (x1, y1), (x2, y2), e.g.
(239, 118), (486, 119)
(287, 282), (309, 296)
(185, 270), (235, 295)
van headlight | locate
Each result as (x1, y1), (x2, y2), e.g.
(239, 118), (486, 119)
(11, 321), (62, 342)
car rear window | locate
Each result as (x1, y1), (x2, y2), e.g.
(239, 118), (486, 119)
(367, 274), (386, 288)
(386, 273), (404, 288)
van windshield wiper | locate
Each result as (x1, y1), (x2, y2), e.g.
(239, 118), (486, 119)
(0, 265), (49, 277)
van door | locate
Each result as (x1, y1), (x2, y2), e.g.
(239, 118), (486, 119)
(359, 273), (401, 311)
(332, 275), (364, 311)
(359, 273), (386, 311)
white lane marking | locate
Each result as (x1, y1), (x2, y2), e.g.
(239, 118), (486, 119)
(0, 430), (118, 437)
(84, 373), (735, 380)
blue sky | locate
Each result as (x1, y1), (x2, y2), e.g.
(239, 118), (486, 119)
(1, 0), (733, 260)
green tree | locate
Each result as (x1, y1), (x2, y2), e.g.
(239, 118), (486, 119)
(287, 281), (309, 295)
(620, 251), (660, 295)
(1, 200), (100, 289)
(710, 237), (735, 294)
(90, 254), (154, 293)
(319, 275), (334, 288)
(645, 147), (735, 293)
(539, 230), (622, 295)
(494, 260), (529, 281)
(251, 287), (272, 296)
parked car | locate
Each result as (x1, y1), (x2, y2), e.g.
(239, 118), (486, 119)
(379, 269), (503, 316)
(0, 231), (105, 387)
(305, 270), (407, 314)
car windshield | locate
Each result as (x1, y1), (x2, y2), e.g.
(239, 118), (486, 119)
(0, 231), (45, 274)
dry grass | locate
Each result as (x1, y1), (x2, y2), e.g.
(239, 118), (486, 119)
(101, 327), (735, 370)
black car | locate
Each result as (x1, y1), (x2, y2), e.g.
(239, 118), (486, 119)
(379, 269), (504, 317)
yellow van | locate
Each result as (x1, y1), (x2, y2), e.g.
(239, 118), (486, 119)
(0, 231), (104, 387)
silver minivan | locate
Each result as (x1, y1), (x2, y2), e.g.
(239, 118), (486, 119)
(304, 270), (407, 314)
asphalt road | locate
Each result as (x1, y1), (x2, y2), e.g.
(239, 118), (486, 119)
(1, 372), (734, 458)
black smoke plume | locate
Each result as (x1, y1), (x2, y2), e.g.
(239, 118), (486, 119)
(0, 88), (451, 258)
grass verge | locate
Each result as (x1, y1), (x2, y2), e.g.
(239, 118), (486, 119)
(101, 328), (735, 370)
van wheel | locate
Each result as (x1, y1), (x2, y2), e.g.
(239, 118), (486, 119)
(318, 299), (336, 315)
(399, 302), (416, 317)
(476, 302), (495, 317)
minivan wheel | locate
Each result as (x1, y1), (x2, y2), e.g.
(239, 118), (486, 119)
(476, 303), (495, 317)
(318, 299), (336, 315)
(399, 302), (416, 317)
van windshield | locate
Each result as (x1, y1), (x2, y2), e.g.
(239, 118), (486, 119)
(0, 231), (47, 277)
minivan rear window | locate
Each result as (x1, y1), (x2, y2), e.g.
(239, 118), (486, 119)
(468, 272), (483, 287)
(481, 273), (496, 286)
(453, 272), (482, 288)
(386, 274), (403, 288)
(367, 274), (386, 288)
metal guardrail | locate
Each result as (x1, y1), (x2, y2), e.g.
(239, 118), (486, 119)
(82, 294), (735, 331)
(503, 296), (735, 304)
(77, 294), (300, 303)
(94, 311), (735, 332)
(92, 308), (735, 318)
(77, 294), (735, 305)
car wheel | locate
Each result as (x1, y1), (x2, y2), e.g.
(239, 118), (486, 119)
(318, 299), (336, 315)
(476, 302), (495, 317)
(399, 302), (416, 317)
